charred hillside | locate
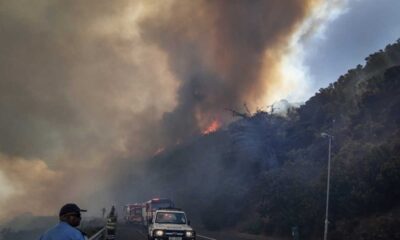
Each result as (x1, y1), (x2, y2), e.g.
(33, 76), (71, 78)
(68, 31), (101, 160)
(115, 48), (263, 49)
(138, 40), (400, 239)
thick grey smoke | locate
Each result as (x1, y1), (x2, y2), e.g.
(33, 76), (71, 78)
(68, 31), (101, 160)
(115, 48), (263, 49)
(0, 0), (321, 221)
(0, 0), (177, 220)
(140, 0), (317, 142)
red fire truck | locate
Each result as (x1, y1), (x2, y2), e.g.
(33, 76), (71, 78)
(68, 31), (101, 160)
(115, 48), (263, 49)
(123, 203), (143, 224)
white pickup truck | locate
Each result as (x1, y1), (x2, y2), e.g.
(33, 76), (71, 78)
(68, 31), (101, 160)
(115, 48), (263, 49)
(147, 208), (196, 240)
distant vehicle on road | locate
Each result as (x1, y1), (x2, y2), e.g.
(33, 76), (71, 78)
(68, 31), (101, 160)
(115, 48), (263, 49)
(147, 208), (196, 240)
(143, 198), (175, 227)
(123, 203), (143, 224)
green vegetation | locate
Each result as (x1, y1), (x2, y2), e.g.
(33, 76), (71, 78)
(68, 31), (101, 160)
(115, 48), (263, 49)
(144, 40), (400, 239)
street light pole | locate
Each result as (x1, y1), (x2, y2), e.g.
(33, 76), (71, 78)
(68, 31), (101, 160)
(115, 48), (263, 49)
(321, 133), (333, 240)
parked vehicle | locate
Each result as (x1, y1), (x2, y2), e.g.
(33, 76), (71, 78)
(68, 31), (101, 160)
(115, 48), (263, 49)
(147, 208), (195, 240)
(123, 203), (143, 224)
(142, 198), (174, 227)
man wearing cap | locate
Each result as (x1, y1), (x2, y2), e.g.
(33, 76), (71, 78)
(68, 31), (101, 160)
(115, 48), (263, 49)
(39, 203), (87, 240)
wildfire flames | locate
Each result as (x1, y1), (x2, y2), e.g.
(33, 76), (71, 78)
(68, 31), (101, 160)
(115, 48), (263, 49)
(202, 120), (221, 135)
(153, 147), (165, 156)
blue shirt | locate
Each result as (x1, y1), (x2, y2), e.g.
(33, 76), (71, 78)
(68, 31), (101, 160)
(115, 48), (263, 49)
(39, 222), (85, 240)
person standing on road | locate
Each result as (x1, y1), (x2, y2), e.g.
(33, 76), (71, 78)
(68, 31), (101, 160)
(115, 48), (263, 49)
(106, 205), (118, 237)
(39, 203), (87, 240)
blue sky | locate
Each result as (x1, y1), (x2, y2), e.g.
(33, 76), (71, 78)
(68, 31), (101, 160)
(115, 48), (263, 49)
(305, 0), (400, 93)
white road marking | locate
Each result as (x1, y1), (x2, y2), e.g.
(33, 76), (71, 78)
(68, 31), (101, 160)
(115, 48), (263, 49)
(135, 229), (147, 239)
(197, 234), (217, 240)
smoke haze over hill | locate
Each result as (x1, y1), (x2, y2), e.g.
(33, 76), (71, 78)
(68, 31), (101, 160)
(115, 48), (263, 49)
(0, 0), (324, 221)
(0, 0), (399, 225)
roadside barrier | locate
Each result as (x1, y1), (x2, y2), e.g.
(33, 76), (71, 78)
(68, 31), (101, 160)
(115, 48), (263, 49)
(88, 227), (107, 240)
(87, 205), (119, 240)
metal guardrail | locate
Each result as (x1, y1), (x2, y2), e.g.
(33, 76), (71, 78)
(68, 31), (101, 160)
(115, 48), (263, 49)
(88, 227), (107, 240)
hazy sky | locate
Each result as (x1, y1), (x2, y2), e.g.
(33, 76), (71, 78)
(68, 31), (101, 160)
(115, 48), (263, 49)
(0, 0), (399, 222)
(304, 0), (400, 93)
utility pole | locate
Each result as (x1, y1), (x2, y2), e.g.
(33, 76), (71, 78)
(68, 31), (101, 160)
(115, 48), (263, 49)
(321, 132), (333, 240)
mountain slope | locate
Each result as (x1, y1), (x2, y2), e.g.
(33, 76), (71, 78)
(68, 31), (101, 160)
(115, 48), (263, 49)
(131, 39), (400, 239)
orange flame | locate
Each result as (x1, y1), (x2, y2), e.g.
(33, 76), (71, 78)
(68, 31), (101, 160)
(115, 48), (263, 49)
(153, 147), (165, 156)
(202, 120), (221, 135)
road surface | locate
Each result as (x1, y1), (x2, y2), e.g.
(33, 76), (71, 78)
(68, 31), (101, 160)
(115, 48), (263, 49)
(115, 223), (278, 240)
(116, 224), (147, 240)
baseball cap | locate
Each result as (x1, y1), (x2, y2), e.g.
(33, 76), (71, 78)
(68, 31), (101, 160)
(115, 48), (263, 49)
(59, 203), (87, 217)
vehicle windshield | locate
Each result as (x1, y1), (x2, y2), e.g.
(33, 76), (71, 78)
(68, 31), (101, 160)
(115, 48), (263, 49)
(152, 200), (173, 210)
(130, 208), (141, 215)
(155, 212), (187, 224)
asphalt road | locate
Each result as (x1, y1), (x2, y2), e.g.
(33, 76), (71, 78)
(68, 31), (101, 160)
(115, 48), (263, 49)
(115, 223), (276, 240)
(115, 223), (222, 240)
(116, 224), (147, 240)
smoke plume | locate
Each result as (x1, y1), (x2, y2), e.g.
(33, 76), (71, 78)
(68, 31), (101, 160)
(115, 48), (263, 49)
(0, 0), (330, 222)
(140, 0), (319, 142)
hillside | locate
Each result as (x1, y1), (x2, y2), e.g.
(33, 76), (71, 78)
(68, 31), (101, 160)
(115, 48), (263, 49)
(136, 39), (400, 239)
(1, 40), (399, 240)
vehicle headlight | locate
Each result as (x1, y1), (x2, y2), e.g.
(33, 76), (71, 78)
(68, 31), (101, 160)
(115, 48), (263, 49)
(155, 230), (164, 236)
(185, 231), (194, 237)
